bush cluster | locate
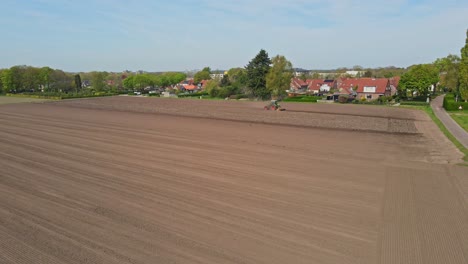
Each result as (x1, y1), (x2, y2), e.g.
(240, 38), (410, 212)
(443, 93), (468, 111)
(283, 96), (321, 103)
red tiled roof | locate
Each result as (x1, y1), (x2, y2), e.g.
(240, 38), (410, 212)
(290, 78), (308, 89)
(337, 78), (389, 94)
(184, 84), (197, 90)
(306, 79), (335, 91)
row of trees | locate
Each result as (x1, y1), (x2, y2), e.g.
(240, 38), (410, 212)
(0, 66), (78, 94)
(0, 66), (126, 94)
(122, 72), (186, 90)
(0, 66), (188, 94)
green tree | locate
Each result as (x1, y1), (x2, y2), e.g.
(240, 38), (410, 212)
(245, 49), (271, 99)
(434, 54), (460, 92)
(22, 66), (41, 92)
(123, 76), (135, 90)
(0, 69), (3, 93)
(459, 29), (468, 101)
(166, 72), (186, 85)
(227, 68), (247, 85)
(266, 55), (294, 99)
(194, 67), (211, 83)
(399, 64), (439, 98)
(363, 70), (373, 78)
(39, 67), (53, 92)
(1, 69), (13, 93)
(90, 71), (108, 92)
(9, 66), (26, 92)
(133, 74), (154, 91)
(219, 74), (231, 87)
(204, 79), (219, 97)
(50, 69), (73, 92)
(74, 74), (82, 92)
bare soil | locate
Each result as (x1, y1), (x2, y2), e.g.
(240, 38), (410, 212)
(0, 96), (50, 105)
(49, 96), (421, 134)
(0, 97), (467, 264)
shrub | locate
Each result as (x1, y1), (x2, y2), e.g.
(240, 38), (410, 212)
(400, 101), (429, 106)
(338, 95), (349, 103)
(283, 96), (320, 103)
(378, 96), (392, 104)
(443, 94), (468, 111)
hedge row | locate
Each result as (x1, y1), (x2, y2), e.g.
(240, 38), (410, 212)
(400, 101), (429, 106)
(177, 92), (209, 98)
(6, 93), (62, 100)
(6, 92), (117, 100)
(443, 94), (468, 111)
(283, 96), (321, 103)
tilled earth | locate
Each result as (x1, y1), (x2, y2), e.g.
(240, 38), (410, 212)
(0, 97), (467, 264)
(49, 96), (420, 134)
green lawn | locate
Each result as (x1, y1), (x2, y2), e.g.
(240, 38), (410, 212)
(0, 96), (51, 105)
(449, 112), (468, 132)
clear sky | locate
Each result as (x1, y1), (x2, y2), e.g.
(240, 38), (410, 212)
(0, 0), (467, 72)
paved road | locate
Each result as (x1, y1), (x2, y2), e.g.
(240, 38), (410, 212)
(431, 95), (468, 149)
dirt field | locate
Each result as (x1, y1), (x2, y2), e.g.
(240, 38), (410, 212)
(0, 96), (50, 105)
(1, 97), (467, 264)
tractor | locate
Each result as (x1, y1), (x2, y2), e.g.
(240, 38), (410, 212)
(264, 100), (285, 111)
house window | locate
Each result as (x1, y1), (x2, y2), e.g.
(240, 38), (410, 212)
(363, 86), (376, 93)
(366, 94), (372, 99)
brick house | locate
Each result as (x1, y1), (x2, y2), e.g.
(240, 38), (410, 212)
(337, 78), (391, 100)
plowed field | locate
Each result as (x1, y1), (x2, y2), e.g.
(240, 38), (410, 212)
(0, 96), (467, 264)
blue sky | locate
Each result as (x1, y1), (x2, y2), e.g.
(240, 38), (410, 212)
(0, 0), (467, 72)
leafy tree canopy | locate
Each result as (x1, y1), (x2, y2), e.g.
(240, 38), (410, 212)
(433, 54), (460, 92)
(459, 29), (468, 101)
(194, 67), (211, 83)
(399, 64), (439, 97)
(266, 55), (293, 99)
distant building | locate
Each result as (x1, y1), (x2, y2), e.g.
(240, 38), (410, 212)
(287, 78), (335, 96)
(209, 73), (224, 79)
(345, 70), (365, 77)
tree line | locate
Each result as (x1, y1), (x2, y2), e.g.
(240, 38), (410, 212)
(122, 72), (186, 91)
(0, 66), (187, 95)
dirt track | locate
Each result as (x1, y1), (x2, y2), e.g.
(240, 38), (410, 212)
(1, 97), (467, 264)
